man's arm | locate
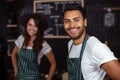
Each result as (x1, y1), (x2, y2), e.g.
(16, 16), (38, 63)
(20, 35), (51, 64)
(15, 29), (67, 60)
(101, 60), (120, 80)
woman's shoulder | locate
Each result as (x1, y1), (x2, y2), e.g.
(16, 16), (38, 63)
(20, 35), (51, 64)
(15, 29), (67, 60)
(16, 35), (24, 42)
(15, 35), (24, 47)
(17, 35), (24, 39)
(42, 41), (50, 47)
(40, 40), (52, 54)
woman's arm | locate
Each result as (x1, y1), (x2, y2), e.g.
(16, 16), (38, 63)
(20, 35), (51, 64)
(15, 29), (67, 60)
(11, 45), (19, 77)
(45, 50), (56, 80)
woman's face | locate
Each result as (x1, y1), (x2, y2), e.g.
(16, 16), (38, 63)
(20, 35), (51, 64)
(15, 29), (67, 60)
(26, 18), (38, 37)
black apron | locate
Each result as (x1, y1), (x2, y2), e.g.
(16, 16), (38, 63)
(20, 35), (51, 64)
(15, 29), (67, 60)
(67, 34), (88, 80)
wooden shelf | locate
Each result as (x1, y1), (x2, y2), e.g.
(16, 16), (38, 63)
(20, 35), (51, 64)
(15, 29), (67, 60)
(6, 24), (17, 28)
(6, 0), (15, 1)
(44, 35), (70, 39)
(7, 39), (16, 42)
(7, 36), (69, 42)
(103, 7), (120, 11)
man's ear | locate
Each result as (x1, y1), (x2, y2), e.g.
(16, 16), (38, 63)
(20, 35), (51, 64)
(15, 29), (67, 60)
(84, 19), (87, 27)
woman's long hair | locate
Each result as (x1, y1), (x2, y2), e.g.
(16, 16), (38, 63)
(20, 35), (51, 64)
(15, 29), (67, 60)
(21, 13), (48, 55)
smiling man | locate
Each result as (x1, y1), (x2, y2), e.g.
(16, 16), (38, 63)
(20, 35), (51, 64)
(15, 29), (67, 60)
(63, 3), (120, 80)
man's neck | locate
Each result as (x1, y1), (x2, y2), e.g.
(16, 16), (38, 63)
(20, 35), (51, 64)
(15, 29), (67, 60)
(73, 32), (86, 45)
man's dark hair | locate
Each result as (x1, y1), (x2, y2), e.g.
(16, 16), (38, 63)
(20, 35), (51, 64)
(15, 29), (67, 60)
(63, 3), (86, 19)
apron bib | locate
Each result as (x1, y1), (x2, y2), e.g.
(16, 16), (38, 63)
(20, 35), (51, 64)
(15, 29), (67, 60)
(16, 47), (40, 80)
(67, 34), (88, 80)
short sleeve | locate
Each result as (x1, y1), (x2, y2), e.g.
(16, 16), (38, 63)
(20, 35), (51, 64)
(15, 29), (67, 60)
(91, 43), (117, 67)
(38, 41), (52, 64)
(41, 41), (52, 55)
(15, 35), (24, 48)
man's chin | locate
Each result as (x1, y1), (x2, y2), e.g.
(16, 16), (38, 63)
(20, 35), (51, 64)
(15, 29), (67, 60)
(69, 35), (79, 40)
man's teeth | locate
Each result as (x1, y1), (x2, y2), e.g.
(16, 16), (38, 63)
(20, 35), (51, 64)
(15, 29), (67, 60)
(70, 29), (77, 33)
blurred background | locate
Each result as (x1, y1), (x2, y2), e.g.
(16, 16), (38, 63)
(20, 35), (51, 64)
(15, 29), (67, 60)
(0, 0), (120, 80)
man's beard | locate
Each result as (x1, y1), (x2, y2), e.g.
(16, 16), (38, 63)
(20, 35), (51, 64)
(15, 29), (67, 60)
(68, 28), (84, 40)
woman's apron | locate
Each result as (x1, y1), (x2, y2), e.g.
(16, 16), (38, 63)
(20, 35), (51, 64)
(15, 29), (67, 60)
(15, 47), (41, 80)
(67, 34), (88, 80)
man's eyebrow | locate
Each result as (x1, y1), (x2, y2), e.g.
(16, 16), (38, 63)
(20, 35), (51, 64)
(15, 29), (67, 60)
(63, 17), (82, 21)
(63, 19), (70, 21)
(73, 17), (81, 19)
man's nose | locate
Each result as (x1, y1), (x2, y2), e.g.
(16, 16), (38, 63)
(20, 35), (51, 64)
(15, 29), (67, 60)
(70, 22), (75, 28)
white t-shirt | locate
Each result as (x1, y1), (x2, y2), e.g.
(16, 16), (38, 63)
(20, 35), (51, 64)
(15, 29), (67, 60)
(15, 35), (52, 64)
(68, 36), (117, 80)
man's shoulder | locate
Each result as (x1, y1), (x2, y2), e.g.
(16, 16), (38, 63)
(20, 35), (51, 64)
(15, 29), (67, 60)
(87, 36), (101, 44)
(86, 36), (103, 50)
(68, 39), (73, 45)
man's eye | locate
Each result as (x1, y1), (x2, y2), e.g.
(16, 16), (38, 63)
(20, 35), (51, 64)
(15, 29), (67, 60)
(64, 20), (70, 23)
(75, 19), (80, 21)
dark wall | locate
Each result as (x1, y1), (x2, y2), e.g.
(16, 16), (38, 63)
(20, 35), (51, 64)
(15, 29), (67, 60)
(85, 0), (120, 58)
(39, 38), (70, 74)
(0, 0), (8, 38)
(0, 1), (9, 79)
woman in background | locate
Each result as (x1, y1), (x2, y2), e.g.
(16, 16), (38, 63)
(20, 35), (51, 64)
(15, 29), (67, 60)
(11, 14), (56, 80)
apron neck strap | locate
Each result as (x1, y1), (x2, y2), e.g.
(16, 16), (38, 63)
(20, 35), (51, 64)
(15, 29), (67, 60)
(79, 34), (88, 59)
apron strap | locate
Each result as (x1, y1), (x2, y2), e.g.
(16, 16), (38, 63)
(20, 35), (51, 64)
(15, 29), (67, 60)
(79, 34), (88, 80)
(79, 34), (88, 59)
